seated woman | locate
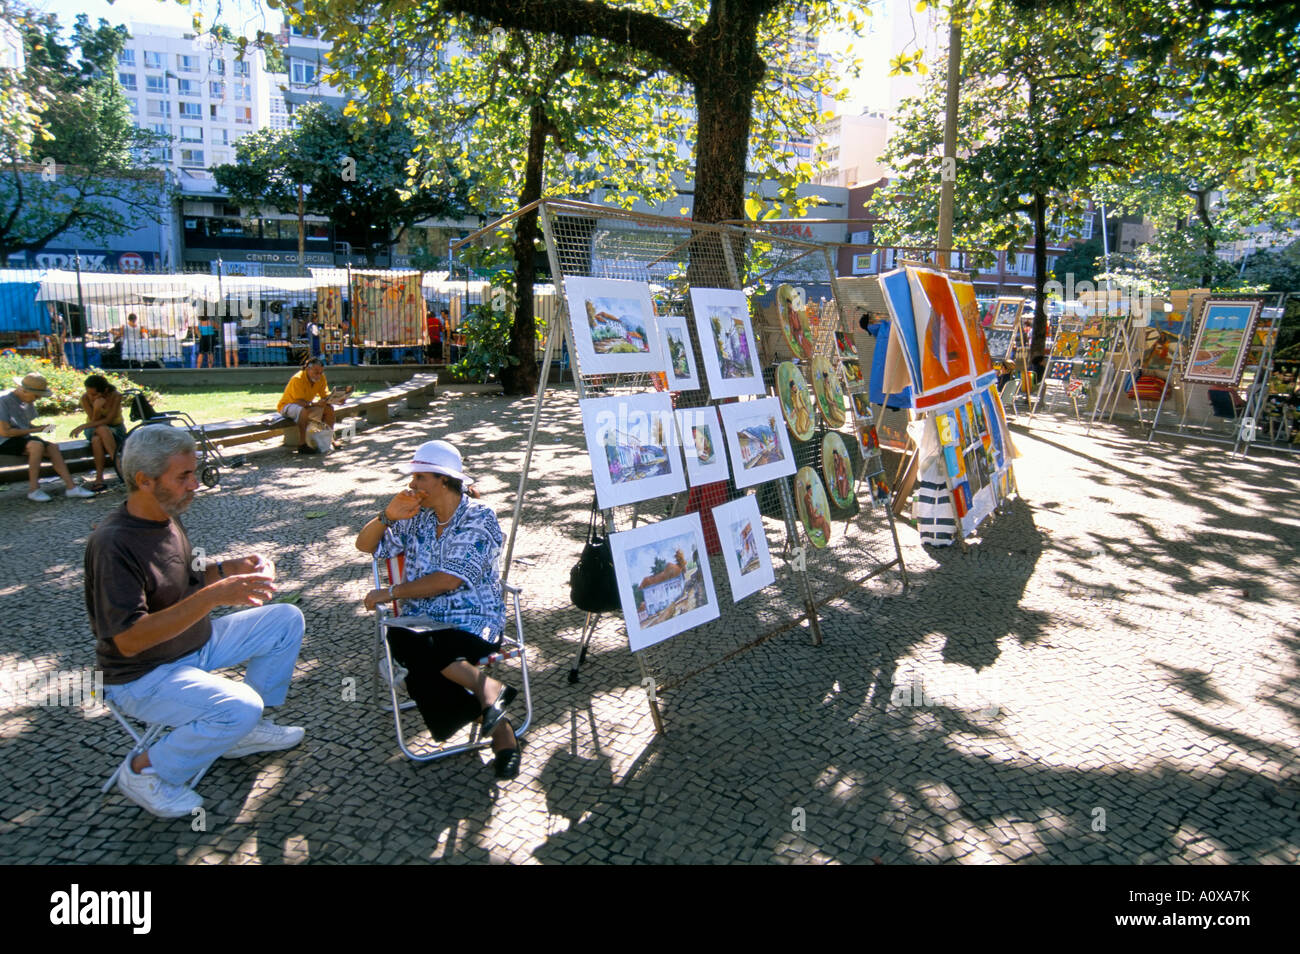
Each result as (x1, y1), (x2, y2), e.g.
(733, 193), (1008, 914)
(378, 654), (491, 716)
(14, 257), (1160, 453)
(277, 356), (339, 454)
(355, 439), (521, 780)
(70, 374), (125, 492)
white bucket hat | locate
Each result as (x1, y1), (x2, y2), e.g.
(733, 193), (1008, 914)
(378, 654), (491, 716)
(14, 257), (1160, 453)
(399, 439), (472, 484)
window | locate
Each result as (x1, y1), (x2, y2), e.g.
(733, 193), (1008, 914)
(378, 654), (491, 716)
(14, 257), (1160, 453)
(126, 99), (138, 117)
(213, 127), (230, 145)
(234, 82), (252, 101)
(209, 104), (226, 121)
(1015, 253), (1033, 275)
(179, 102), (202, 119)
(211, 150), (228, 166)
(177, 54), (199, 73)
(209, 81), (226, 98)
(235, 107), (252, 125)
(1047, 255), (1059, 274)
(177, 79), (200, 97)
(180, 148), (205, 167)
(232, 60), (250, 77)
(147, 99), (171, 118)
(151, 145), (172, 163)
(144, 51), (164, 70)
(1081, 216), (1095, 240)
(291, 59), (317, 85)
(146, 74), (168, 94)
(150, 122), (171, 138)
(118, 72), (137, 90)
(179, 125), (202, 142)
(209, 58), (225, 75)
(118, 49), (136, 67)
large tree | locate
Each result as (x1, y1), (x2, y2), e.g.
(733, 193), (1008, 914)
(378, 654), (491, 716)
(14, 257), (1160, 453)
(213, 102), (468, 266)
(0, 6), (164, 260)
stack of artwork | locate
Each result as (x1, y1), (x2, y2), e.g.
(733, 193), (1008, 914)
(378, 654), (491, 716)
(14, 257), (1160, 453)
(934, 383), (1014, 534)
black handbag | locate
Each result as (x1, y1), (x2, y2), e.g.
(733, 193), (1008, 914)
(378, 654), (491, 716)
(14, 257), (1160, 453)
(569, 500), (622, 614)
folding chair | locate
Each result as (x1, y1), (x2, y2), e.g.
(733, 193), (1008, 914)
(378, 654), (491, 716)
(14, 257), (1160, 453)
(95, 693), (208, 796)
(999, 377), (1020, 421)
(371, 555), (532, 763)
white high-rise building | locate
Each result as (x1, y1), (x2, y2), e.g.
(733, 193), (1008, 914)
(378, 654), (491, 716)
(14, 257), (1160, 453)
(116, 23), (286, 184)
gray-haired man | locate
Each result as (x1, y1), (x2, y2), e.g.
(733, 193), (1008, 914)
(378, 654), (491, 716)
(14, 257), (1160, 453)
(85, 425), (306, 818)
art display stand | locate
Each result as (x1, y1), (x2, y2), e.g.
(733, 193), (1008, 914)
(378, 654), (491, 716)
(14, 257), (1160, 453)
(1147, 292), (1287, 455)
(453, 199), (909, 737)
(1086, 315), (1146, 433)
(1029, 317), (1086, 422)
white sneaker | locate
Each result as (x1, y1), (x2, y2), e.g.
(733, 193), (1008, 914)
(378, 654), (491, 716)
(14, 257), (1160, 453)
(27, 489), (52, 502)
(221, 718), (305, 759)
(378, 655), (408, 689)
(117, 757), (203, 819)
(66, 485), (95, 498)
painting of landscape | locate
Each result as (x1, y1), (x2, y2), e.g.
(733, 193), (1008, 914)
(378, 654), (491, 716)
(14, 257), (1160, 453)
(1184, 300), (1262, 385)
(564, 276), (664, 376)
(609, 513), (719, 651)
(712, 494), (775, 603)
(719, 397), (797, 489)
(690, 287), (765, 398)
(580, 392), (685, 509)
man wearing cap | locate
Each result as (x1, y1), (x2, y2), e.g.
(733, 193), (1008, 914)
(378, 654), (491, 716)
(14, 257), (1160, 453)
(0, 372), (95, 502)
(86, 424), (306, 818)
(355, 439), (521, 780)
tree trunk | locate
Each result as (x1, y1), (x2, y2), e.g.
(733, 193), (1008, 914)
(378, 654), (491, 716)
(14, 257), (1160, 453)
(1194, 189), (1216, 288)
(1031, 191), (1048, 361)
(501, 101), (547, 396)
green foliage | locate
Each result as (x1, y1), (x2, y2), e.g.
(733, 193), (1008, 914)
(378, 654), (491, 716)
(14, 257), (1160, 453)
(0, 2), (164, 257)
(1052, 239), (1103, 288)
(448, 303), (518, 383)
(1240, 243), (1300, 293)
(0, 352), (152, 415)
(213, 102), (468, 264)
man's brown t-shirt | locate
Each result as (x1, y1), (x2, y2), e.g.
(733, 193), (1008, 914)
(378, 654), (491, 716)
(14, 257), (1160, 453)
(86, 504), (212, 685)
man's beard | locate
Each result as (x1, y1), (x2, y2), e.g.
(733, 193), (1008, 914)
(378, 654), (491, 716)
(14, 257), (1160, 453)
(155, 485), (194, 517)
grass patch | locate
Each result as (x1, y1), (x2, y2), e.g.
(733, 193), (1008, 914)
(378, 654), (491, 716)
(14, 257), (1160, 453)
(39, 383), (378, 442)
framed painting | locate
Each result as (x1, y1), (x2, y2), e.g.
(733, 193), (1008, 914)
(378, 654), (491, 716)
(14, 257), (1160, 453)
(580, 392), (686, 510)
(1184, 299), (1263, 385)
(658, 314), (699, 391)
(675, 405), (730, 486)
(991, 297), (1023, 331)
(564, 276), (664, 376)
(711, 494), (775, 603)
(691, 287), (765, 398)
(834, 330), (859, 360)
(609, 513), (720, 652)
(810, 355), (847, 427)
(983, 328), (1014, 362)
(718, 396), (798, 489)
(776, 360), (816, 442)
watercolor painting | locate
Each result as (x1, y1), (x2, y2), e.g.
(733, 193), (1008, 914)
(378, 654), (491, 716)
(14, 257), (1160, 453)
(718, 396), (797, 489)
(691, 287), (765, 398)
(675, 405), (731, 486)
(609, 513), (720, 652)
(564, 276), (664, 376)
(711, 494), (775, 603)
(658, 314), (699, 391)
(580, 392), (686, 509)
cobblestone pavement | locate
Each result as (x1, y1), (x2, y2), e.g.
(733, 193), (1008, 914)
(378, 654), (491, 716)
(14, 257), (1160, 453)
(1, 390), (1297, 864)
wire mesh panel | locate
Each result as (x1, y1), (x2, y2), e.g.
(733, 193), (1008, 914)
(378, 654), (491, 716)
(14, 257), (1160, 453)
(458, 199), (908, 705)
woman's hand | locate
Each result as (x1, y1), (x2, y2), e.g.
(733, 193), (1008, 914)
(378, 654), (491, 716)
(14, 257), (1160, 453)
(363, 587), (391, 611)
(385, 489), (421, 522)
(70, 424), (85, 437)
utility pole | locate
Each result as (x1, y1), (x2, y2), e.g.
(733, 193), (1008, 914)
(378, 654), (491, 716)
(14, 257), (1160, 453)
(937, 4), (963, 268)
(297, 181), (306, 277)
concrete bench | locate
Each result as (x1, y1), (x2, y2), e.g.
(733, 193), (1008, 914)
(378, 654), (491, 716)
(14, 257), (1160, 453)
(1, 373), (439, 484)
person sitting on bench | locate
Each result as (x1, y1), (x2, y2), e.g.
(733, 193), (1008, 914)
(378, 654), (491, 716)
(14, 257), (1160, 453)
(1, 373), (95, 502)
(277, 356), (337, 455)
(71, 374), (126, 492)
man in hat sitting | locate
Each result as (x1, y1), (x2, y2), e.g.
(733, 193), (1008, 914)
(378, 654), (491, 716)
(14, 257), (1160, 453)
(86, 424), (306, 818)
(0, 372), (96, 502)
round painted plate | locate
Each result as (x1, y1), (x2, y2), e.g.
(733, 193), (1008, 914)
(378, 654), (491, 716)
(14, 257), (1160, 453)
(811, 355), (846, 428)
(821, 432), (855, 508)
(776, 360), (816, 442)
(776, 283), (813, 360)
(794, 466), (832, 549)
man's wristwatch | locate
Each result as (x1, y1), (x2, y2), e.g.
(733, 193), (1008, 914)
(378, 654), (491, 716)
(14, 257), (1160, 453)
(378, 510), (393, 527)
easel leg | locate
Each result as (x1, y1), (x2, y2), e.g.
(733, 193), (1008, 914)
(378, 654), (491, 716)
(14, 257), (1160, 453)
(635, 652), (666, 736)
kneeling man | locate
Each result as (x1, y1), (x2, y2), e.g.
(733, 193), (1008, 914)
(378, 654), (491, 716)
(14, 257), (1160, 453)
(86, 424), (306, 818)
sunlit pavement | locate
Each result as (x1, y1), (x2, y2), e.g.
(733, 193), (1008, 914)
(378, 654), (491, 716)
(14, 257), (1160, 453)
(2, 392), (1297, 864)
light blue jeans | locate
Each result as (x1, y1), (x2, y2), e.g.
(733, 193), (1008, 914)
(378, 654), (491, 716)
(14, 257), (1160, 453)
(104, 603), (304, 785)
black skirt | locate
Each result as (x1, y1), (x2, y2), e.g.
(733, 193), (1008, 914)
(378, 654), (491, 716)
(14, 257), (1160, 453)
(386, 626), (498, 742)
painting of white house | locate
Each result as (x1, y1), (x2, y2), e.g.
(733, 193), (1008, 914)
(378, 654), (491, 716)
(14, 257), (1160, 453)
(581, 392), (686, 510)
(609, 513), (720, 651)
(711, 494), (775, 603)
(690, 287), (765, 398)
(564, 276), (665, 376)
(658, 314), (700, 391)
(675, 405), (730, 486)
(718, 396), (797, 489)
